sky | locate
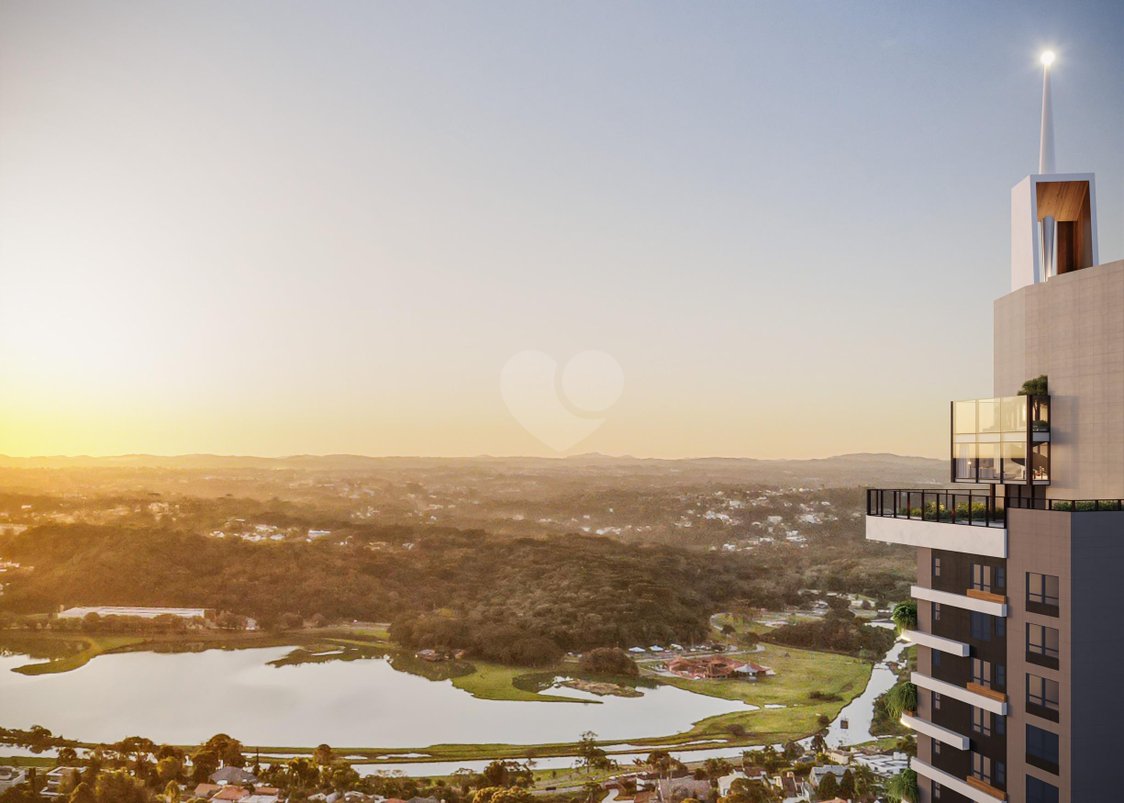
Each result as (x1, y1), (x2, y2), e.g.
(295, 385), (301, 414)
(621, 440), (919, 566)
(2, 1), (1123, 460)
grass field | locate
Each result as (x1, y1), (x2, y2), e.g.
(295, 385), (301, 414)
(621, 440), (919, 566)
(10, 634), (146, 675)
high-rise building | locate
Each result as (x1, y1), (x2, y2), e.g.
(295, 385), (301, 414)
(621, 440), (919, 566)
(866, 54), (1119, 803)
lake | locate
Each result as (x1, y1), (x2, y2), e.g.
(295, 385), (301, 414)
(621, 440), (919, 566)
(0, 646), (747, 748)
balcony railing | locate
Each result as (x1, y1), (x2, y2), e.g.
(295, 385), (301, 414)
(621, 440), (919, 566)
(867, 489), (1006, 528)
(1008, 497), (1124, 512)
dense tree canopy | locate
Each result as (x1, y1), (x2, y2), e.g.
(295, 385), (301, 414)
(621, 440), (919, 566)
(0, 524), (801, 660)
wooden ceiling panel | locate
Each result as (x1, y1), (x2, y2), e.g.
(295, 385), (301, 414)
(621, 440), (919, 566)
(1037, 180), (1089, 221)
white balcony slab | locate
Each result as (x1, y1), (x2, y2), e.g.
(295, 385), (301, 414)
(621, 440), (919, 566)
(865, 515), (1007, 558)
(911, 758), (1006, 802)
(901, 713), (970, 750)
(903, 629), (971, 657)
(912, 585), (1008, 617)
(912, 671), (1008, 715)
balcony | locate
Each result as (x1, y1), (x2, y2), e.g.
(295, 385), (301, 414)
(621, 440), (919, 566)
(901, 712), (970, 750)
(912, 758), (1007, 803)
(912, 671), (1008, 715)
(866, 489), (1007, 558)
(951, 395), (1050, 485)
(902, 628), (970, 657)
(911, 585), (1008, 616)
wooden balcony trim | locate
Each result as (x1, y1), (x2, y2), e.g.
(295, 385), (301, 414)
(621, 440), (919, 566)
(966, 588), (1007, 604)
(966, 682), (1008, 702)
(966, 775), (1007, 800)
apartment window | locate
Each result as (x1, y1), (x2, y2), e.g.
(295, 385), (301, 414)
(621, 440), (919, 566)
(971, 707), (992, 736)
(933, 691), (942, 710)
(933, 602), (942, 622)
(996, 616), (1006, 638)
(1027, 725), (1060, 774)
(1027, 572), (1060, 614)
(972, 563), (992, 592)
(1027, 777), (1059, 803)
(933, 781), (942, 799)
(972, 658), (992, 686)
(932, 650), (941, 669)
(1027, 673), (1060, 721)
(972, 752), (993, 785)
(995, 762), (1006, 788)
(971, 612), (992, 641)
(933, 737), (941, 756)
(1027, 623), (1060, 669)
(933, 555), (942, 578)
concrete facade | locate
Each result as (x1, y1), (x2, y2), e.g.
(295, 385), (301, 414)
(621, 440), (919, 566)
(995, 259), (1124, 498)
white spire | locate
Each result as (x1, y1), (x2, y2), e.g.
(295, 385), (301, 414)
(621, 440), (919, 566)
(1038, 51), (1056, 174)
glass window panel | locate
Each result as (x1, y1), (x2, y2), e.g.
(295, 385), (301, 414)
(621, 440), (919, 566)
(1002, 395), (1027, 432)
(978, 399), (1000, 433)
(1002, 442), (1027, 482)
(954, 443), (977, 481)
(1032, 442), (1050, 481)
(978, 443), (1000, 481)
(1031, 396), (1050, 431)
(954, 400), (978, 434)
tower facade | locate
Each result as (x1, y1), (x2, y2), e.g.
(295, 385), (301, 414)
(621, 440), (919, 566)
(866, 56), (1121, 803)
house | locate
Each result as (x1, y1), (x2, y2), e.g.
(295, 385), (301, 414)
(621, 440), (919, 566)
(194, 783), (223, 798)
(716, 771), (747, 797)
(657, 776), (711, 803)
(213, 787), (251, 801)
(772, 771), (799, 801)
(802, 766), (848, 800)
(41, 767), (81, 799)
(0, 767), (27, 792)
(211, 766), (259, 785)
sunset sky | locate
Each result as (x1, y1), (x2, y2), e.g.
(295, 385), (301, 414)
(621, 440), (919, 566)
(2, 1), (1122, 459)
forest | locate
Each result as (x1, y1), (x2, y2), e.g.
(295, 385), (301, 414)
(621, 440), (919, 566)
(0, 523), (803, 660)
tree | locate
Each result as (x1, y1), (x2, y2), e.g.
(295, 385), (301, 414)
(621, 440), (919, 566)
(313, 744), (334, 767)
(726, 778), (777, 803)
(58, 747), (78, 764)
(155, 757), (181, 785)
(578, 648), (639, 677)
(162, 781), (181, 803)
(189, 750), (218, 784)
(891, 600), (917, 632)
(202, 734), (245, 768)
(837, 769), (855, 800)
(816, 773), (839, 801)
(576, 732), (614, 774)
(67, 783), (96, 803)
(810, 730), (828, 755)
(884, 769), (918, 803)
(702, 758), (731, 780)
(851, 764), (876, 798)
(885, 681), (919, 719)
(93, 770), (148, 803)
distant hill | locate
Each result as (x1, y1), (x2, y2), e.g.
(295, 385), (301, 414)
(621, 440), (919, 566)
(0, 451), (946, 488)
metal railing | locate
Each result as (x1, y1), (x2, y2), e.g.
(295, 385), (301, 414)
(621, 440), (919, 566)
(1008, 497), (1124, 512)
(866, 488), (1006, 528)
